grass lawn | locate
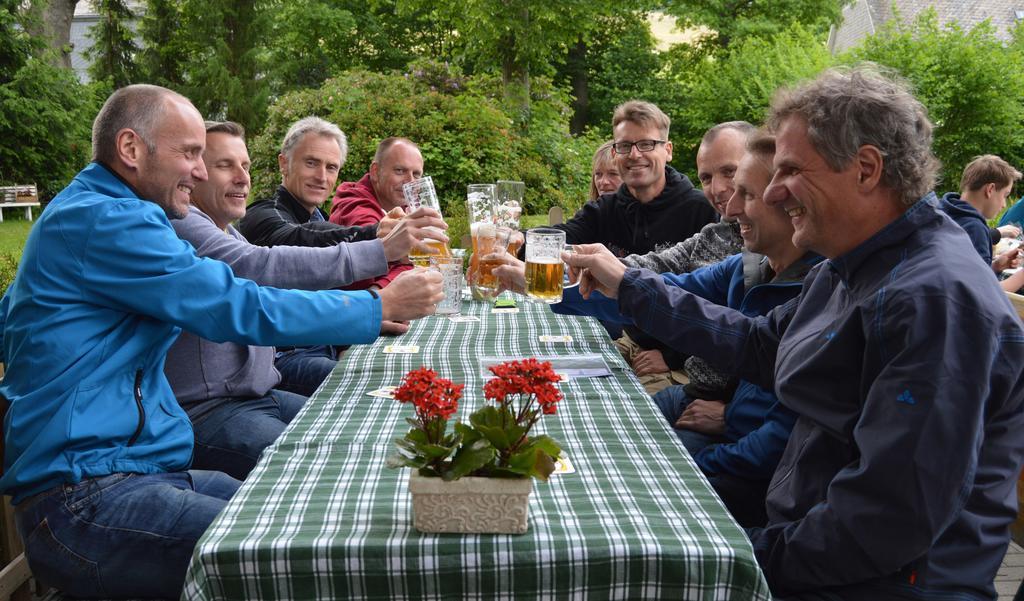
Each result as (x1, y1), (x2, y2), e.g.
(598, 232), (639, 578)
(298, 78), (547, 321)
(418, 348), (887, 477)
(0, 219), (34, 254)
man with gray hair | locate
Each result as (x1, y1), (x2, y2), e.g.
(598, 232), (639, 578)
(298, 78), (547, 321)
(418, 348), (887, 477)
(0, 85), (443, 599)
(566, 66), (1024, 597)
(239, 117), (449, 396)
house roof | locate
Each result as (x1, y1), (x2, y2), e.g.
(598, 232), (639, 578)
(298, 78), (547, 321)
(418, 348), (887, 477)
(828, 0), (1022, 54)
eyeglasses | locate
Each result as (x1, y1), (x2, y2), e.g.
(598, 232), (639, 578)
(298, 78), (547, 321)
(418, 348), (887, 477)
(611, 139), (667, 155)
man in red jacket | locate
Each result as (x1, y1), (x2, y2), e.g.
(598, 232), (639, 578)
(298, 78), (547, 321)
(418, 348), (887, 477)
(330, 137), (423, 289)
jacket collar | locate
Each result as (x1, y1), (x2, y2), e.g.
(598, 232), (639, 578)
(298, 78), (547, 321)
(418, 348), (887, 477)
(86, 161), (144, 200)
(827, 192), (940, 284)
(615, 166), (694, 209)
(274, 185), (322, 224)
(742, 250), (822, 289)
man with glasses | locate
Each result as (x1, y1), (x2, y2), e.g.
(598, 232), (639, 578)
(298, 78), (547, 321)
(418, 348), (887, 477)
(548, 100), (717, 258)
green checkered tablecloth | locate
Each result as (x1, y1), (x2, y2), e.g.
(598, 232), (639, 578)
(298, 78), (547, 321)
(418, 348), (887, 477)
(183, 299), (771, 601)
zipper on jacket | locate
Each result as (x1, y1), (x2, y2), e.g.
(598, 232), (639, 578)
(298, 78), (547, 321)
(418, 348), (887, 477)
(128, 369), (146, 447)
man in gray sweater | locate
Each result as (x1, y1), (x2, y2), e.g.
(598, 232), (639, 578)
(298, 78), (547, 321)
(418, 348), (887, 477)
(164, 121), (446, 479)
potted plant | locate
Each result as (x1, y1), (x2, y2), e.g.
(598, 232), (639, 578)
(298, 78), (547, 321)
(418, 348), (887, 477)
(386, 359), (563, 534)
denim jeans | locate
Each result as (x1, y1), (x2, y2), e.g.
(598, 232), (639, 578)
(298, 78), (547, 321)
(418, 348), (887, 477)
(14, 470), (240, 599)
(650, 384), (729, 455)
(274, 345), (338, 397)
(188, 388), (307, 480)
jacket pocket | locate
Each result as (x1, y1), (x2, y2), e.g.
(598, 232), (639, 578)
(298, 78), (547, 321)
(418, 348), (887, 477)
(127, 369), (145, 446)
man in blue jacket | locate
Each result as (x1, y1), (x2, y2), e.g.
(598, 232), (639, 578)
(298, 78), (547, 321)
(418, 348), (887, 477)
(0, 85), (443, 599)
(567, 68), (1024, 599)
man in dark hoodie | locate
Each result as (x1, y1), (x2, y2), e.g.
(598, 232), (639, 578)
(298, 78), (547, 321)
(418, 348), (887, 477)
(550, 100), (717, 256)
(939, 154), (1020, 268)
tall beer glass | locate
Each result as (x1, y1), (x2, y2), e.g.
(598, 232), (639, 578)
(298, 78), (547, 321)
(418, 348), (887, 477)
(402, 176), (449, 267)
(496, 180), (524, 254)
(473, 225), (512, 301)
(524, 228), (566, 303)
(467, 184), (497, 300)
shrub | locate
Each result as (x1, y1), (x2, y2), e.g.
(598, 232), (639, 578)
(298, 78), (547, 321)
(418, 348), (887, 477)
(250, 64), (595, 222)
(0, 59), (101, 200)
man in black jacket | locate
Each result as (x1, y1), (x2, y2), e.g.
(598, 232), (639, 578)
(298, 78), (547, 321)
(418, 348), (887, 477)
(239, 116), (448, 396)
(552, 100), (717, 256)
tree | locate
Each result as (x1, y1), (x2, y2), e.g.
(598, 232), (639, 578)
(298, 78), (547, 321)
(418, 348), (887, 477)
(175, 0), (268, 132)
(843, 10), (1024, 191)
(663, 0), (845, 48)
(23, 0), (79, 68)
(657, 24), (832, 178)
(262, 0), (358, 94)
(397, 0), (623, 126)
(0, 59), (99, 198)
(85, 0), (140, 88)
(137, 0), (186, 88)
(0, 0), (42, 82)
(561, 11), (662, 135)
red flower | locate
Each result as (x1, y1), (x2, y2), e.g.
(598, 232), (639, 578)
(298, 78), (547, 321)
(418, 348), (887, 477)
(485, 359), (563, 415)
(394, 367), (463, 421)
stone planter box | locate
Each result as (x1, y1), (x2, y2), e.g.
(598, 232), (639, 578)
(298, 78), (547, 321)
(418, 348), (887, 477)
(408, 471), (533, 534)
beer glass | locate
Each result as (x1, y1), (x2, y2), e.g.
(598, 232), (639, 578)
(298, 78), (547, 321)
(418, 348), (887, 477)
(472, 225), (512, 301)
(496, 180), (524, 254)
(402, 176), (449, 267)
(467, 184), (498, 300)
(429, 255), (463, 316)
(524, 228), (566, 303)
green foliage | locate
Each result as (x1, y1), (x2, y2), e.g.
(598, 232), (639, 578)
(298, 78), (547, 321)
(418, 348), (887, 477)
(136, 0), (186, 88)
(174, 0), (269, 132)
(0, 251), (19, 295)
(263, 0), (358, 94)
(0, 59), (100, 200)
(85, 0), (140, 88)
(842, 10), (1024, 191)
(0, 0), (41, 83)
(570, 13), (663, 136)
(661, 23), (832, 178)
(250, 65), (594, 221)
(664, 0), (845, 47)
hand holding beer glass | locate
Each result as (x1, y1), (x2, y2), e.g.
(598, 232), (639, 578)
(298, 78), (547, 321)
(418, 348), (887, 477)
(524, 228), (568, 303)
(402, 176), (450, 267)
(472, 224), (512, 301)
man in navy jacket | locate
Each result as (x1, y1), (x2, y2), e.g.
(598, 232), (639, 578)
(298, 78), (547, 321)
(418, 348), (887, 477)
(567, 68), (1024, 599)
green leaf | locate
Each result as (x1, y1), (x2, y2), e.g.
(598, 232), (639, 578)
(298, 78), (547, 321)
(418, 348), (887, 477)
(445, 438), (497, 481)
(468, 405), (511, 450)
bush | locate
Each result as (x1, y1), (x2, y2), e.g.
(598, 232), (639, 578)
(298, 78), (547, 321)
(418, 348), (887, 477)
(0, 251), (19, 295)
(842, 10), (1024, 191)
(658, 24), (832, 177)
(250, 63), (595, 223)
(0, 59), (102, 200)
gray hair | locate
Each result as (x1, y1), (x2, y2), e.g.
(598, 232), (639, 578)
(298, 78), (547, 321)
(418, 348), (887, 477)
(701, 121), (755, 147)
(92, 84), (186, 163)
(767, 64), (940, 206)
(280, 116), (348, 167)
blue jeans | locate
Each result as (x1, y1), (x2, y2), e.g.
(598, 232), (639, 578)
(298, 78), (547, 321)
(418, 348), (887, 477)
(188, 389), (307, 479)
(14, 470), (240, 599)
(650, 385), (729, 454)
(274, 345), (338, 396)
